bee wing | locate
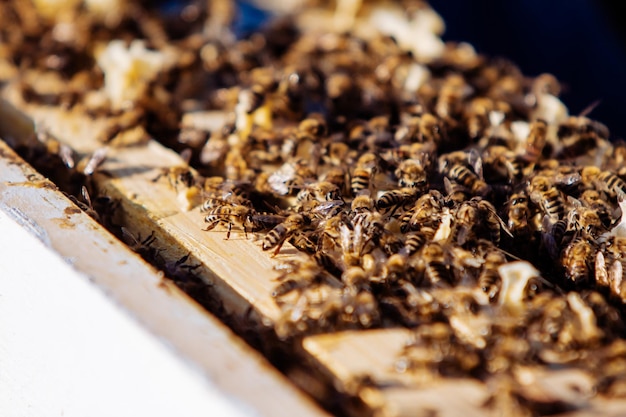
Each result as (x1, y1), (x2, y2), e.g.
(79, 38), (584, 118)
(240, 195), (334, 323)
(179, 148), (193, 164)
(541, 220), (560, 261)
(83, 147), (108, 176)
(595, 251), (609, 287)
(80, 185), (93, 208)
(312, 199), (345, 217)
(609, 260), (624, 297)
(467, 148), (484, 179)
(555, 172), (581, 187)
(59, 144), (76, 169)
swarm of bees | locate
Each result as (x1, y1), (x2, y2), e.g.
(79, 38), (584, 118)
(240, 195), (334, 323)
(6, 0), (626, 414)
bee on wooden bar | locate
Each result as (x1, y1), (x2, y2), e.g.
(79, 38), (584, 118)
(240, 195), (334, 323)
(203, 203), (253, 239)
(263, 213), (312, 256)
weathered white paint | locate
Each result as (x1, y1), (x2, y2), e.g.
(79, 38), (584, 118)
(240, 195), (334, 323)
(0, 209), (253, 417)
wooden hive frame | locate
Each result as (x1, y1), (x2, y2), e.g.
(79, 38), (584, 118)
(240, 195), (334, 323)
(3, 83), (626, 417)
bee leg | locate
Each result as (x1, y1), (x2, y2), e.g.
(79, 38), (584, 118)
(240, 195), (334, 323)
(272, 241), (285, 257)
(225, 222), (232, 240)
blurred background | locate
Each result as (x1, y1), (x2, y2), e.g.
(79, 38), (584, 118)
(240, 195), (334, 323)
(159, 0), (626, 138)
(406, 0), (626, 139)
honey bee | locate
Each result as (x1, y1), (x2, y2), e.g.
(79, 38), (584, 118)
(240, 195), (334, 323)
(272, 259), (330, 299)
(336, 213), (382, 268)
(578, 189), (613, 229)
(581, 166), (626, 200)
(203, 203), (253, 239)
(560, 236), (596, 283)
(281, 116), (327, 159)
(121, 227), (160, 260)
(541, 216), (569, 260)
(453, 198), (508, 246)
(321, 166), (350, 196)
(152, 165), (195, 190)
(295, 180), (342, 205)
(556, 115), (609, 159)
(395, 158), (428, 190)
(477, 247), (507, 300)
(350, 152), (379, 196)
(567, 202), (605, 237)
(418, 113), (444, 144)
(435, 74), (471, 119)
(402, 227), (436, 255)
(522, 119), (548, 162)
(263, 214), (312, 256)
(594, 250), (625, 299)
(399, 190), (444, 233)
(439, 153), (490, 197)
(506, 192), (532, 235)
(267, 158), (316, 196)
(376, 187), (420, 213)
(443, 177), (471, 206)
(422, 242), (453, 287)
(378, 231), (405, 256)
(528, 175), (565, 221)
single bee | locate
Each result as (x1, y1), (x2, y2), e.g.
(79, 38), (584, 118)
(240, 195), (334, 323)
(399, 190), (445, 233)
(203, 204), (253, 239)
(453, 198), (508, 246)
(556, 115), (609, 159)
(351, 194), (375, 215)
(152, 165), (195, 190)
(443, 177), (471, 206)
(422, 242), (453, 287)
(439, 151), (490, 197)
(395, 158), (428, 190)
(567, 201), (605, 237)
(595, 251), (625, 300)
(477, 247), (507, 300)
(403, 227), (436, 255)
(281, 116), (327, 157)
(321, 167), (350, 196)
(350, 152), (379, 196)
(295, 180), (342, 205)
(522, 119), (548, 162)
(506, 192), (532, 235)
(560, 236), (595, 283)
(578, 189), (613, 229)
(379, 231), (405, 256)
(419, 113), (444, 144)
(581, 166), (626, 200)
(528, 175), (565, 221)
(435, 74), (470, 119)
(376, 187), (420, 213)
(263, 214), (312, 256)
(288, 232), (318, 255)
